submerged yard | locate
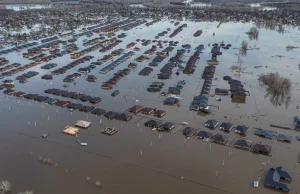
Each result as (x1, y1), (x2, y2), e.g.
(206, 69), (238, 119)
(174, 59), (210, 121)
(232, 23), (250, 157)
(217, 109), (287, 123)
(1, 18), (300, 194)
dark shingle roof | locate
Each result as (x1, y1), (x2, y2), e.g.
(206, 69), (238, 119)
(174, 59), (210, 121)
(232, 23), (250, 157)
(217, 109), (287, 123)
(193, 95), (208, 101)
(67, 103), (83, 109)
(212, 133), (228, 144)
(196, 131), (213, 139)
(252, 143), (272, 155)
(115, 113), (132, 121)
(220, 122), (233, 131)
(183, 127), (197, 137)
(144, 120), (163, 128)
(91, 108), (106, 115)
(153, 109), (166, 117)
(130, 105), (143, 113)
(234, 139), (252, 149)
(205, 120), (218, 128)
(79, 105), (95, 112)
(104, 111), (119, 119)
(159, 122), (175, 131)
(235, 125), (249, 134)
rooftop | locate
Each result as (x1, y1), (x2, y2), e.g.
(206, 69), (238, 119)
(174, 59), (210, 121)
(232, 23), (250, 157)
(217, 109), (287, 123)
(265, 166), (291, 192)
(63, 126), (79, 136)
(75, 120), (91, 128)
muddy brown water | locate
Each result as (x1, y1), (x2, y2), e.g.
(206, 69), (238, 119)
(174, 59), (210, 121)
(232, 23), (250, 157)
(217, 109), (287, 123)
(1, 20), (300, 194)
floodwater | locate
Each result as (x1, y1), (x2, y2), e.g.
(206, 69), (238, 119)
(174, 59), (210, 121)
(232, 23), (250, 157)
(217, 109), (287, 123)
(3, 4), (52, 11)
(1, 19), (300, 194)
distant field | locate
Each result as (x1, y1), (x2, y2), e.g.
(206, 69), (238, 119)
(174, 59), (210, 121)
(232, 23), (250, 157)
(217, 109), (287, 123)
(0, 0), (51, 4)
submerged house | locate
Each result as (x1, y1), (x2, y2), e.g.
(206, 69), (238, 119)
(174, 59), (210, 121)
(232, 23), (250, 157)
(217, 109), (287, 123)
(183, 127), (197, 137)
(129, 105), (144, 114)
(144, 120), (163, 128)
(91, 108), (106, 115)
(235, 125), (249, 135)
(45, 98), (58, 105)
(234, 139), (252, 150)
(75, 120), (91, 128)
(159, 122), (175, 131)
(79, 105), (94, 112)
(215, 88), (229, 95)
(205, 119), (218, 129)
(168, 87), (181, 95)
(3, 89), (15, 95)
(196, 131), (213, 139)
(193, 95), (208, 101)
(231, 91), (247, 101)
(115, 113), (132, 122)
(277, 134), (293, 143)
(90, 97), (102, 104)
(252, 143), (272, 155)
(153, 109), (166, 118)
(212, 133), (228, 145)
(294, 116), (300, 130)
(219, 122), (233, 132)
(142, 107), (155, 115)
(104, 111), (119, 120)
(254, 128), (276, 139)
(63, 126), (79, 136)
(14, 91), (26, 97)
(265, 166), (291, 192)
(67, 103), (83, 110)
(101, 83), (113, 90)
(163, 97), (180, 106)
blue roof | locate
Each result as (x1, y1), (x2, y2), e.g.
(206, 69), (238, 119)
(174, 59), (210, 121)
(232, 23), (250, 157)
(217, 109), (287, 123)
(277, 134), (293, 142)
(265, 166), (291, 192)
(254, 128), (276, 139)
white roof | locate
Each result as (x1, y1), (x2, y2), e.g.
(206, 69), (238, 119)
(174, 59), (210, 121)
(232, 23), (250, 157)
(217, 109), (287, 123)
(75, 120), (91, 128)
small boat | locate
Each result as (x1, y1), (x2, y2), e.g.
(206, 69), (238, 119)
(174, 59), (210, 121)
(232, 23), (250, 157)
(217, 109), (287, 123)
(253, 177), (260, 188)
(253, 181), (259, 188)
(42, 134), (48, 138)
(111, 90), (120, 97)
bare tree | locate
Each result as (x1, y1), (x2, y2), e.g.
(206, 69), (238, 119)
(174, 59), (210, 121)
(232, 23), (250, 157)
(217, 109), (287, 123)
(246, 26), (259, 40)
(258, 73), (292, 108)
(0, 181), (11, 194)
(240, 40), (248, 56)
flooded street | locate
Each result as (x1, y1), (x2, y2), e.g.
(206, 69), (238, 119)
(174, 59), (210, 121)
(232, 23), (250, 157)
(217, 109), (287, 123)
(1, 19), (300, 194)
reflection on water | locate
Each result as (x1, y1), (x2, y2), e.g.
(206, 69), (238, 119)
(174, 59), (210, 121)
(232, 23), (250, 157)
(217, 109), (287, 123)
(129, 4), (146, 8)
(190, 3), (212, 7)
(1, 20), (300, 194)
(258, 73), (292, 108)
(249, 3), (277, 10)
(246, 27), (259, 41)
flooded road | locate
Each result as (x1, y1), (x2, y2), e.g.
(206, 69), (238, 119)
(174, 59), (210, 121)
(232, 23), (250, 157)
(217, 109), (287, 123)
(1, 19), (300, 194)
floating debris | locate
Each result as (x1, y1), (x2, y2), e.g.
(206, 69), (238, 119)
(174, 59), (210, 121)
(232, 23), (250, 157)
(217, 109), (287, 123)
(95, 181), (102, 188)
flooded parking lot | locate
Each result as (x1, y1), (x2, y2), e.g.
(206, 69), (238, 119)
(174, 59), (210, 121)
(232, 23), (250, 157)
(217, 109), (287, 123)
(1, 19), (300, 194)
